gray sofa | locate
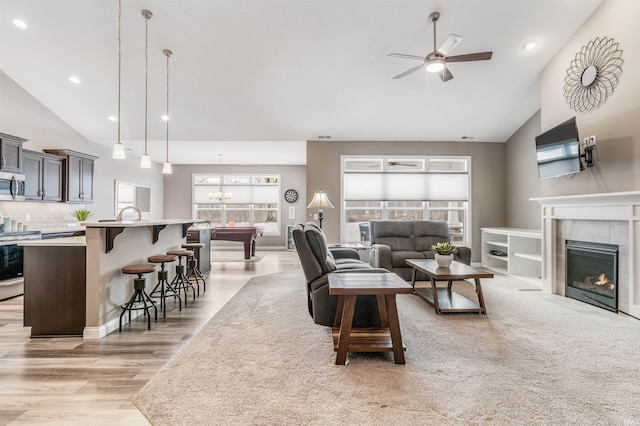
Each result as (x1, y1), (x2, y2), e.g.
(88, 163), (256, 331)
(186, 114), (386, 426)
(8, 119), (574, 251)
(369, 220), (471, 280)
(292, 222), (383, 327)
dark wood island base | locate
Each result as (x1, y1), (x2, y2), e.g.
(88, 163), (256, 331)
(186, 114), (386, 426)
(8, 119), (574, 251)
(23, 244), (86, 337)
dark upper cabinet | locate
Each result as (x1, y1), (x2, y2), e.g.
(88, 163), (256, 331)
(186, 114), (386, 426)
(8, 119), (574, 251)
(23, 150), (64, 202)
(44, 149), (98, 203)
(0, 133), (27, 173)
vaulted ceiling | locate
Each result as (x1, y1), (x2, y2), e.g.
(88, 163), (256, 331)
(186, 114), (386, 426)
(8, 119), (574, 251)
(1, 0), (604, 164)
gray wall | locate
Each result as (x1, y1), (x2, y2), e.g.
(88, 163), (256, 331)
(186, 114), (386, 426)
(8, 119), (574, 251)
(164, 164), (306, 246)
(539, 0), (640, 196)
(504, 0), (640, 230)
(0, 70), (165, 223)
(505, 110), (541, 229)
(306, 140), (506, 262)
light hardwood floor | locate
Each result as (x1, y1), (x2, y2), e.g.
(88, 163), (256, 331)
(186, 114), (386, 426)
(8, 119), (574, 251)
(0, 250), (300, 425)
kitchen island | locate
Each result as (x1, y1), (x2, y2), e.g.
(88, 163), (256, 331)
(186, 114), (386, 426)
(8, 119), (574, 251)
(20, 219), (199, 339)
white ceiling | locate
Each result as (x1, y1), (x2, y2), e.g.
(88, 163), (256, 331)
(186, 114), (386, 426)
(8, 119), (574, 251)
(0, 0), (604, 165)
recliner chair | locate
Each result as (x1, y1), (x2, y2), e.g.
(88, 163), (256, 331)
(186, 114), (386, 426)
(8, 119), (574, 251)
(292, 222), (383, 327)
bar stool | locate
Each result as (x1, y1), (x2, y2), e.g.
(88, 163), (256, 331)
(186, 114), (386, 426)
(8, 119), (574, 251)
(148, 254), (181, 317)
(182, 242), (206, 296)
(119, 264), (158, 331)
(167, 250), (196, 305)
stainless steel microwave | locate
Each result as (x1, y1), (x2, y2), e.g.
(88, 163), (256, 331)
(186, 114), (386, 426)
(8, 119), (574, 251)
(0, 172), (25, 201)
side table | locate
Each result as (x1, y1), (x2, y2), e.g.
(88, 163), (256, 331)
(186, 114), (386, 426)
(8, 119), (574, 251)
(328, 272), (412, 365)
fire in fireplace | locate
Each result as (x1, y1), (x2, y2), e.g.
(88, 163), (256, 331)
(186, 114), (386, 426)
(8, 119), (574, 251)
(565, 240), (618, 312)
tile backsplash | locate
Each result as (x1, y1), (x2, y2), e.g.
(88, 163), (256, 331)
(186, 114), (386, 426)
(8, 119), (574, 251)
(0, 201), (84, 230)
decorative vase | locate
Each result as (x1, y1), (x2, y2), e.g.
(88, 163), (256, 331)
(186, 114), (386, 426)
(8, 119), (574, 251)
(435, 253), (453, 268)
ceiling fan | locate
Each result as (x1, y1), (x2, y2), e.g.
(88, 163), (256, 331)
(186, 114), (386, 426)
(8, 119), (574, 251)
(389, 12), (493, 82)
(368, 161), (419, 168)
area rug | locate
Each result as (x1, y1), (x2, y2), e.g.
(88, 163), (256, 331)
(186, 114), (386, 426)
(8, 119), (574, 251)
(133, 270), (640, 425)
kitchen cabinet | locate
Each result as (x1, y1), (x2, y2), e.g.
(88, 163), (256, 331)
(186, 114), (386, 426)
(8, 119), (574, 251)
(0, 132), (26, 173)
(44, 149), (98, 203)
(23, 150), (64, 202)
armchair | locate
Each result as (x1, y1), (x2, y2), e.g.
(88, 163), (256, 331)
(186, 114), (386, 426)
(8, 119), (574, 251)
(292, 222), (382, 327)
(369, 220), (471, 280)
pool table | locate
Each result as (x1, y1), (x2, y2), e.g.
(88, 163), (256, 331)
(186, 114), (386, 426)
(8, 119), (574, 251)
(210, 226), (264, 259)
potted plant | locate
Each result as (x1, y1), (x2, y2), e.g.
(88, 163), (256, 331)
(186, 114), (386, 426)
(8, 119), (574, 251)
(72, 208), (93, 223)
(431, 241), (459, 268)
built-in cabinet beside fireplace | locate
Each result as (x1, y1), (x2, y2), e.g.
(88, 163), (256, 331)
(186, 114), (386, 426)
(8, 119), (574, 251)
(532, 192), (639, 318)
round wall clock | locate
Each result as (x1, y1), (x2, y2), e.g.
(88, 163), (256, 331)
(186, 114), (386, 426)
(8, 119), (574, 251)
(284, 189), (298, 203)
(563, 36), (623, 113)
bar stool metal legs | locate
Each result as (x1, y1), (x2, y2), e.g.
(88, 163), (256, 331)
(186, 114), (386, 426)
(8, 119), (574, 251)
(119, 264), (158, 331)
(167, 250), (196, 305)
(148, 255), (182, 317)
(182, 243), (206, 296)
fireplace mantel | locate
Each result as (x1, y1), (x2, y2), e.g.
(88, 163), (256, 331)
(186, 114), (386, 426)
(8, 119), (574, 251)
(531, 191), (640, 318)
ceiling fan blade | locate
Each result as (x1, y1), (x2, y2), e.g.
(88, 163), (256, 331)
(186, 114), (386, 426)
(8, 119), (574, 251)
(392, 63), (425, 79)
(437, 34), (463, 56)
(438, 66), (454, 82)
(446, 51), (493, 62)
(388, 53), (426, 61)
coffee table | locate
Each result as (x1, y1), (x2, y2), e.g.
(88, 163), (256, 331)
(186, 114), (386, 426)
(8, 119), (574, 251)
(328, 272), (412, 365)
(405, 259), (493, 315)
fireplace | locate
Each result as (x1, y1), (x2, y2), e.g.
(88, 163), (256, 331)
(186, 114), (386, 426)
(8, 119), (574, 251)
(565, 240), (618, 312)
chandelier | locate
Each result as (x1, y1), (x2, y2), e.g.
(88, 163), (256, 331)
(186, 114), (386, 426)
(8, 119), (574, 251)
(208, 154), (232, 201)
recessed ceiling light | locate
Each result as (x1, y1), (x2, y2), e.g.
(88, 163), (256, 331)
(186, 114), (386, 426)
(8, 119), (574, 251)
(108, 115), (118, 122)
(12, 19), (27, 29)
(161, 115), (169, 121)
(69, 76), (81, 84)
(524, 39), (539, 51)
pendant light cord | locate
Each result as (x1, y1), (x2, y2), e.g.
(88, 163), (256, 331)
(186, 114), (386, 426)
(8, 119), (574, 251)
(166, 50), (170, 162)
(117, 0), (121, 145)
(144, 11), (149, 156)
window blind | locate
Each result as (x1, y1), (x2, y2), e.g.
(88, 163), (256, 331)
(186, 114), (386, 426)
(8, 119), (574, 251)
(344, 172), (468, 201)
(193, 185), (279, 204)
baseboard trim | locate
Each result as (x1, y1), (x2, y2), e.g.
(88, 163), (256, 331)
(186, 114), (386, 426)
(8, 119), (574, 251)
(83, 313), (143, 340)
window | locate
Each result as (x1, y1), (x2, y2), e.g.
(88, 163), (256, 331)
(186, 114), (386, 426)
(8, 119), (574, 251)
(192, 174), (280, 235)
(342, 156), (471, 245)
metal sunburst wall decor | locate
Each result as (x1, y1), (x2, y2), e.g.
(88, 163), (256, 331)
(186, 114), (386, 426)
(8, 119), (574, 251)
(563, 36), (623, 114)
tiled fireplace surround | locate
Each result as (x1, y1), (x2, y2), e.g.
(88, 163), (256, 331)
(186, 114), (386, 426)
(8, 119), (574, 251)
(534, 191), (640, 318)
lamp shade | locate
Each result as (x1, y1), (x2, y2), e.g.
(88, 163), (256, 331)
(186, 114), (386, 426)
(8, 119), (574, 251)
(140, 154), (151, 169)
(112, 142), (126, 159)
(307, 191), (335, 209)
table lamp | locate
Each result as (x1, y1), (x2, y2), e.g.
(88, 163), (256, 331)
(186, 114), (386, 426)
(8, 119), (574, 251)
(307, 191), (334, 229)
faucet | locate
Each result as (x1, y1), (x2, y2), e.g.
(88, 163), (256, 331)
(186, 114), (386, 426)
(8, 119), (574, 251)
(116, 205), (142, 222)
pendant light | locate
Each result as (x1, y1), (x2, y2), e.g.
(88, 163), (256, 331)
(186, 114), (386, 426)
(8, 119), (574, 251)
(140, 9), (153, 169)
(162, 49), (173, 174)
(112, 0), (126, 159)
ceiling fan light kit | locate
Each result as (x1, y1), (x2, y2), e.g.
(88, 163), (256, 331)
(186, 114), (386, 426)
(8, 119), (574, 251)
(389, 11), (493, 83)
(425, 57), (445, 73)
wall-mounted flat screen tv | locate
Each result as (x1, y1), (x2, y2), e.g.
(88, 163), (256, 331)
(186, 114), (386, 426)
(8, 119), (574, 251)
(535, 116), (582, 180)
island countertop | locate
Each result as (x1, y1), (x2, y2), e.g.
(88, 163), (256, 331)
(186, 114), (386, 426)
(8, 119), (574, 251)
(79, 219), (204, 253)
(18, 236), (86, 247)
(81, 218), (203, 228)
